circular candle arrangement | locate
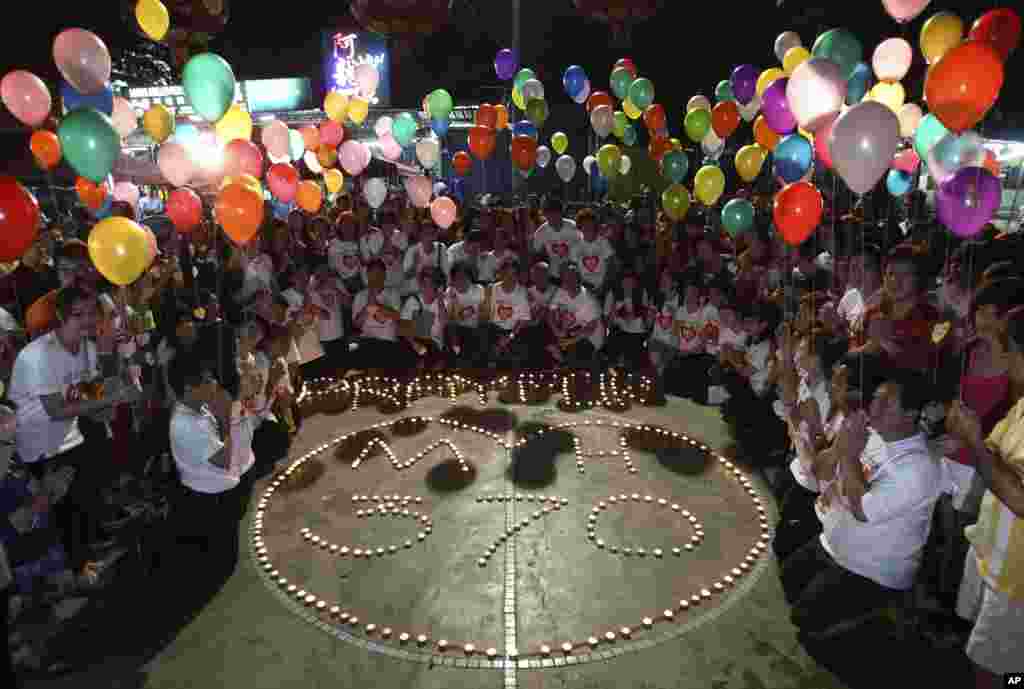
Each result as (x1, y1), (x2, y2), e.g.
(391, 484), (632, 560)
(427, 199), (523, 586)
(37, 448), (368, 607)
(253, 372), (773, 669)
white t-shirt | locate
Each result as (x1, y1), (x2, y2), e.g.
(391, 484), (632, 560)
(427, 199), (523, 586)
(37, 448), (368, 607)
(378, 246), (405, 291)
(572, 237), (615, 289)
(352, 288), (401, 341)
(309, 276), (346, 342)
(9, 332), (100, 463)
(674, 303), (706, 355)
(170, 403), (256, 494)
(401, 293), (446, 346)
(489, 283), (531, 332)
(747, 339), (773, 396)
(446, 284), (485, 328)
(551, 287), (604, 349)
(528, 284), (557, 323)
(533, 220), (582, 277)
(241, 252), (275, 300)
(403, 242), (448, 293)
(649, 296), (679, 347)
(328, 239), (362, 279)
(605, 291), (650, 334)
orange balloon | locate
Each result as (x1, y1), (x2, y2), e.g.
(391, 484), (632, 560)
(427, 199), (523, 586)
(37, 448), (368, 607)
(216, 183), (264, 245)
(476, 103), (497, 129)
(76, 177), (108, 211)
(924, 41), (1004, 133)
(494, 104), (509, 130)
(317, 143), (338, 168)
(30, 130), (62, 170)
(643, 104), (667, 132)
(711, 101), (741, 139)
(587, 91), (614, 113)
(647, 135), (672, 163)
(295, 180), (323, 213)
(468, 125), (496, 160)
(982, 150), (1001, 177)
(753, 115), (781, 151)
(300, 125), (320, 151)
(452, 150), (472, 176)
(510, 135), (537, 171)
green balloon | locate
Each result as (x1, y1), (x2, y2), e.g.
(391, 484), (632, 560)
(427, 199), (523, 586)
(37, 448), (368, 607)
(392, 112), (418, 147)
(427, 89), (453, 120)
(289, 128), (304, 161)
(58, 108), (120, 183)
(684, 108), (711, 143)
(661, 150), (690, 184)
(612, 111), (627, 139)
(610, 67), (632, 100)
(628, 78), (655, 110)
(661, 183), (691, 220)
(622, 124), (637, 146)
(914, 113), (949, 160)
(182, 53), (236, 123)
(721, 198), (755, 237)
(811, 29), (863, 82)
(715, 80), (734, 103)
(513, 68), (536, 92)
(597, 144), (622, 177)
(525, 98), (548, 127)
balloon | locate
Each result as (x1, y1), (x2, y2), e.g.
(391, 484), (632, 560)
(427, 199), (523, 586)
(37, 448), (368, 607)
(643, 104), (667, 132)
(324, 168), (345, 195)
(266, 162), (300, 202)
(30, 130), (61, 170)
(628, 78), (655, 110)
(431, 118), (449, 138)
(354, 63), (380, 97)
(0, 177), (39, 261)
(221, 174), (262, 198)
(1, 70), (52, 128)
(60, 80), (112, 115)
(661, 150), (690, 184)
(710, 101), (740, 139)
(622, 124), (637, 146)
(317, 144), (338, 169)
(87, 217), (153, 285)
(882, 0), (931, 24)
(113, 181), (140, 210)
(735, 144), (768, 182)
(590, 168), (608, 195)
(430, 197), (457, 229)
(468, 125), (496, 160)
(324, 91), (350, 122)
(920, 12), (964, 64)
(58, 108), (120, 183)
(295, 180), (323, 213)
(319, 119), (344, 148)
(525, 98), (549, 127)
(609, 67), (632, 100)
(587, 91), (614, 113)
(615, 58), (638, 78)
(535, 145), (552, 168)
(812, 29), (863, 81)
(756, 69), (785, 100)
(511, 86), (525, 111)
(721, 198), (755, 236)
(582, 155), (597, 176)
(551, 131), (569, 155)
(553, 156), (576, 185)
(738, 94), (761, 122)
(452, 151), (472, 176)
(182, 53), (236, 122)
(405, 175), (432, 208)
(783, 46), (812, 75)
(761, 78), (796, 134)
(572, 80), (591, 105)
(648, 135), (672, 163)
(166, 187), (202, 233)
(596, 144), (622, 177)
(591, 104), (614, 139)
(925, 41), (1004, 133)
(495, 49), (518, 81)
(785, 57), (847, 133)
(494, 104), (509, 130)
(753, 115), (781, 151)
(936, 166), (1001, 238)
(714, 80), (734, 103)
(136, 0), (170, 41)
(392, 112), (418, 147)
(303, 148), (323, 174)
(110, 96), (137, 138)
(214, 104), (252, 143)
(521, 79), (544, 104)
(773, 133), (814, 183)
(513, 120), (538, 139)
(886, 169), (914, 196)
(216, 183), (264, 245)
(926, 130), (985, 183)
(981, 150), (1000, 177)
(731, 64), (759, 105)
(687, 95), (711, 112)
(513, 68), (536, 92)
(348, 97), (370, 125)
(618, 155), (632, 176)
(969, 9), (1021, 62)
(684, 107), (711, 142)
(867, 80), (906, 113)
(775, 31), (803, 62)
(416, 139), (440, 168)
(892, 148), (921, 173)
(814, 114), (838, 169)
(873, 38), (913, 82)
(475, 103), (497, 129)
(299, 125), (320, 152)
(846, 61), (874, 105)
(898, 103), (923, 138)
(701, 130), (725, 160)
(693, 165), (725, 205)
(510, 135), (538, 171)
(157, 142), (193, 187)
(262, 120), (290, 159)
(662, 184), (691, 221)
(53, 29), (111, 96)
(428, 89), (454, 121)
(829, 101), (901, 194)
(774, 181), (823, 246)
(288, 128), (305, 161)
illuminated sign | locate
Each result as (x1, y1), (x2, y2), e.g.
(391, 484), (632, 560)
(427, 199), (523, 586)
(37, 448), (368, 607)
(322, 30), (390, 107)
(125, 78), (312, 119)
(126, 84), (243, 119)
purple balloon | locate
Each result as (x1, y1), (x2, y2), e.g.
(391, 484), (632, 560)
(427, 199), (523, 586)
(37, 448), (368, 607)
(761, 78), (796, 135)
(495, 49), (518, 81)
(730, 64), (759, 106)
(936, 167), (1002, 238)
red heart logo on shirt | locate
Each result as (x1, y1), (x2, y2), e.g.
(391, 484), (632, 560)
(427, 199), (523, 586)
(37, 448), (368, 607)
(656, 313), (673, 331)
(680, 326), (697, 341)
(582, 256), (600, 272)
(702, 322), (720, 341)
(552, 242), (569, 258)
(497, 304), (514, 321)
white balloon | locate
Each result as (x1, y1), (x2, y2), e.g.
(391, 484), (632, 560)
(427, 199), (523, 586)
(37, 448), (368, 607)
(521, 78), (545, 102)
(374, 116), (393, 139)
(364, 177), (387, 210)
(555, 154), (576, 183)
(618, 155), (631, 175)
(582, 155), (597, 176)
(775, 31), (803, 63)
(572, 80), (591, 105)
(590, 104), (614, 139)
(415, 138), (440, 168)
(702, 130), (724, 158)
(303, 149), (323, 174)
(536, 145), (552, 168)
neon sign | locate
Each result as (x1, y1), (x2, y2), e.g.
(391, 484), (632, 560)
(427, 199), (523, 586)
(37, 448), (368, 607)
(323, 30), (390, 107)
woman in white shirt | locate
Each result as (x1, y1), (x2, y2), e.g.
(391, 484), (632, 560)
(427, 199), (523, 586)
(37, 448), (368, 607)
(483, 258), (532, 369)
(402, 220), (448, 297)
(571, 207), (616, 296)
(445, 261), (487, 367)
(603, 268), (652, 370)
(349, 259), (414, 372)
(547, 263), (604, 372)
(648, 269), (681, 377)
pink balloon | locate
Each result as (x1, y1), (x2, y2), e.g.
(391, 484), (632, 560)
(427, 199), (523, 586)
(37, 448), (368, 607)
(892, 148), (920, 173)
(430, 197), (457, 229)
(1, 70), (52, 128)
(786, 58), (847, 132)
(319, 119), (344, 147)
(872, 38), (913, 82)
(53, 28), (111, 96)
(354, 63), (380, 97)
(339, 140), (368, 176)
(378, 133), (402, 161)
(829, 101), (901, 195)
(113, 181), (140, 209)
(881, 0), (931, 24)
(261, 120), (290, 159)
(111, 96), (137, 138)
(404, 175), (433, 208)
(157, 142), (194, 188)
(814, 113), (838, 169)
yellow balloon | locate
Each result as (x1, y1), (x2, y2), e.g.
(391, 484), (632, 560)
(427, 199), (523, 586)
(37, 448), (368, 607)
(88, 217), (155, 286)
(623, 99), (642, 120)
(798, 127), (814, 143)
(214, 104), (253, 143)
(551, 132), (568, 155)
(347, 97), (369, 125)
(142, 104), (174, 143)
(693, 165), (725, 206)
(734, 144), (768, 183)
(324, 168), (344, 194)
(136, 0), (170, 41)
(511, 87), (525, 111)
(756, 68), (786, 98)
(221, 174), (262, 197)
(867, 81), (906, 113)
(324, 91), (350, 122)
(783, 46), (811, 75)
(920, 11), (963, 64)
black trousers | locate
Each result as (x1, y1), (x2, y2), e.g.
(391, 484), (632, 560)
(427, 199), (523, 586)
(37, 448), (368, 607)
(604, 330), (648, 370)
(251, 418), (291, 477)
(780, 537), (904, 634)
(445, 324), (488, 367)
(669, 354), (714, 403)
(1, 583), (16, 688)
(347, 337), (417, 373)
(772, 479), (822, 562)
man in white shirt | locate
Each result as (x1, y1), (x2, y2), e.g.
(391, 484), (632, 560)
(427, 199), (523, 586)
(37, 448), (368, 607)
(349, 259), (413, 372)
(532, 197), (581, 282)
(483, 258), (532, 368)
(571, 207), (615, 295)
(780, 369), (943, 639)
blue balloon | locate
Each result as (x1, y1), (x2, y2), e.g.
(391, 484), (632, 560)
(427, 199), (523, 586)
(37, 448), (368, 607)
(886, 169), (913, 197)
(60, 80), (113, 116)
(512, 120), (538, 139)
(173, 123), (201, 147)
(272, 199), (295, 220)
(92, 194), (113, 219)
(563, 65), (588, 99)
(773, 133), (814, 183)
(431, 118), (449, 137)
(846, 62), (873, 106)
(590, 169), (609, 195)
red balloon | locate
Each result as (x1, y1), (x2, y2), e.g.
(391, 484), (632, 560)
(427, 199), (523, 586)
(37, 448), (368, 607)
(319, 119), (344, 147)
(614, 58), (637, 78)
(266, 162), (300, 202)
(223, 139), (264, 179)
(586, 90), (614, 114)
(925, 41), (1004, 133)
(75, 177), (109, 211)
(468, 125), (495, 160)
(166, 187), (202, 234)
(452, 151), (472, 176)
(647, 135), (672, 163)
(510, 135), (538, 171)
(643, 103), (666, 132)
(0, 176), (40, 262)
(475, 103), (497, 129)
(969, 8), (1021, 62)
(773, 182), (823, 247)
(711, 101), (741, 139)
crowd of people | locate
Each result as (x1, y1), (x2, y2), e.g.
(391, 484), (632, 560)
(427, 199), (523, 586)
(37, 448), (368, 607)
(0, 182), (1022, 687)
